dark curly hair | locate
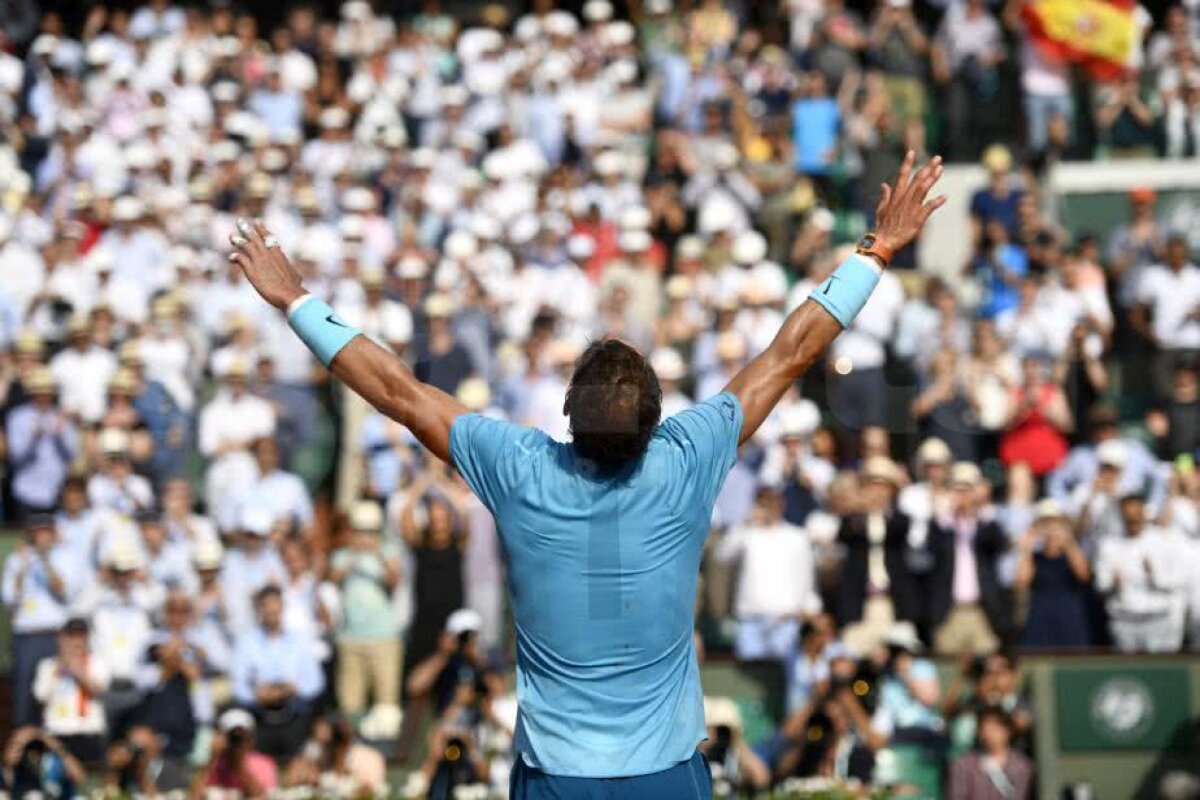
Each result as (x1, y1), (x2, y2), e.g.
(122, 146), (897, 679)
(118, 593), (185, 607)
(563, 338), (662, 470)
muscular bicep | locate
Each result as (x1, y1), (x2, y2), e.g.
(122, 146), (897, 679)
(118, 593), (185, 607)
(329, 336), (467, 464)
(724, 300), (843, 444)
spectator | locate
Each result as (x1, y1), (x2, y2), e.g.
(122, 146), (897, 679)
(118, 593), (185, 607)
(898, 437), (954, 551)
(414, 294), (475, 395)
(191, 708), (279, 799)
(947, 706), (1034, 800)
(330, 500), (403, 716)
(1132, 233), (1200, 402)
(48, 315), (118, 426)
(943, 651), (1033, 758)
(231, 585), (325, 761)
(998, 355), (1072, 478)
(198, 362), (277, 517)
(1049, 403), (1166, 515)
(405, 609), (501, 796)
(912, 348), (981, 464)
(77, 541), (157, 739)
(715, 485), (822, 660)
(136, 590), (230, 782)
(32, 618), (109, 767)
(86, 428), (154, 515)
(784, 614), (839, 715)
(226, 436), (315, 538)
(1107, 187), (1165, 310)
(698, 697), (771, 793)
(869, 0), (930, 126)
(2, 515), (83, 727)
(284, 715), (387, 796)
(0, 727), (87, 799)
(1014, 500), (1093, 648)
(872, 621), (943, 745)
(929, 462), (1011, 655)
(791, 71), (841, 187)
(5, 368), (77, 516)
(1095, 492), (1189, 652)
(835, 457), (920, 655)
(1095, 72), (1159, 159)
(218, 507), (287, 636)
(933, 0), (1004, 162)
(401, 469), (467, 666)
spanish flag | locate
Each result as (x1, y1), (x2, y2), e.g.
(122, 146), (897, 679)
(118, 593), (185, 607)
(1022, 0), (1137, 81)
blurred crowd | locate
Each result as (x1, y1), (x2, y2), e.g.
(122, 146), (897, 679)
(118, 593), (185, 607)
(0, 0), (1199, 796)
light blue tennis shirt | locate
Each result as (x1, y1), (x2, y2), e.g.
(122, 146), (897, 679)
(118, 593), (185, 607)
(450, 391), (744, 778)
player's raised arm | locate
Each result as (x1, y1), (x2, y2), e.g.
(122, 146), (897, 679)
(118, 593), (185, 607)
(228, 220), (467, 463)
(724, 151), (946, 444)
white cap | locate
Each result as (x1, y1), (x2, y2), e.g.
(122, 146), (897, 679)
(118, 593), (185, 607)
(240, 506), (275, 537)
(916, 437), (952, 466)
(618, 205), (651, 231)
(342, 186), (375, 212)
(780, 401), (821, 438)
(567, 233), (597, 260)
(949, 461), (983, 488)
(339, 214), (367, 239)
(861, 456), (900, 485)
(883, 620), (923, 653)
(424, 293), (456, 318)
(1097, 440), (1126, 469)
(604, 20), (636, 47)
(99, 427), (130, 455)
(319, 107), (350, 129)
(456, 377), (492, 411)
(112, 196), (144, 222)
(544, 11), (579, 37)
(676, 235), (705, 260)
(218, 708), (256, 733)
(350, 500), (384, 531)
(444, 230), (479, 260)
(704, 696), (744, 731)
(445, 608), (484, 636)
(594, 150), (624, 177)
(583, 0), (614, 22)
(732, 230), (768, 265)
(106, 540), (144, 572)
(1034, 498), (1067, 521)
(650, 348), (686, 381)
(192, 538), (225, 569)
(397, 256), (429, 279)
(618, 229), (652, 253)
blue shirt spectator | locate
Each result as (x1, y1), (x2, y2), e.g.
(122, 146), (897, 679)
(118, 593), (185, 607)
(792, 74), (840, 176)
(5, 379), (77, 513)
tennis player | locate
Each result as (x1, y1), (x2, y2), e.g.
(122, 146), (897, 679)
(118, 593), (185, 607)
(228, 152), (945, 798)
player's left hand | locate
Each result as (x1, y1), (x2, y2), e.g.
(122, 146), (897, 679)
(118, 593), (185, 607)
(228, 218), (307, 310)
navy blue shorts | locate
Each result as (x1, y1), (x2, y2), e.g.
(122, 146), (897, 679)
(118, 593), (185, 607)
(510, 751), (712, 799)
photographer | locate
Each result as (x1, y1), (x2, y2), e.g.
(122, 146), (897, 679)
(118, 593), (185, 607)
(1, 726), (86, 799)
(405, 609), (500, 798)
(872, 622), (943, 748)
(773, 669), (882, 784)
(190, 709), (278, 799)
(284, 715), (387, 796)
(698, 697), (771, 793)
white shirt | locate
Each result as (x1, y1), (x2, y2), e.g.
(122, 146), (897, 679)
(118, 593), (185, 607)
(49, 345), (117, 424)
(34, 655), (110, 737)
(715, 522), (822, 619)
(1095, 527), (1190, 617)
(1137, 264), (1200, 349)
(198, 390), (277, 459)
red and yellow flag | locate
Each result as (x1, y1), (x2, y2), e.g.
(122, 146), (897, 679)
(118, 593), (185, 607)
(1022, 0), (1137, 81)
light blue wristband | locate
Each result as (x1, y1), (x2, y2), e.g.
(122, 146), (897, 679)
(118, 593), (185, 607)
(809, 254), (882, 328)
(287, 295), (361, 367)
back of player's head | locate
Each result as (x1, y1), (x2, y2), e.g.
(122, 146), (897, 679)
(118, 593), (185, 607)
(564, 338), (662, 470)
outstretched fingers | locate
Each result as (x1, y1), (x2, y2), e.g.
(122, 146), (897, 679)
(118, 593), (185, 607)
(893, 149), (916, 195)
(919, 195), (948, 223)
(875, 182), (893, 219)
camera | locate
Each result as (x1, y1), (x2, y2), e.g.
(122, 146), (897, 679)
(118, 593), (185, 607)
(227, 729), (249, 749)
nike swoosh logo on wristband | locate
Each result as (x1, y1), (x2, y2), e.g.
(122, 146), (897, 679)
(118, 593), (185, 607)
(326, 314), (350, 328)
